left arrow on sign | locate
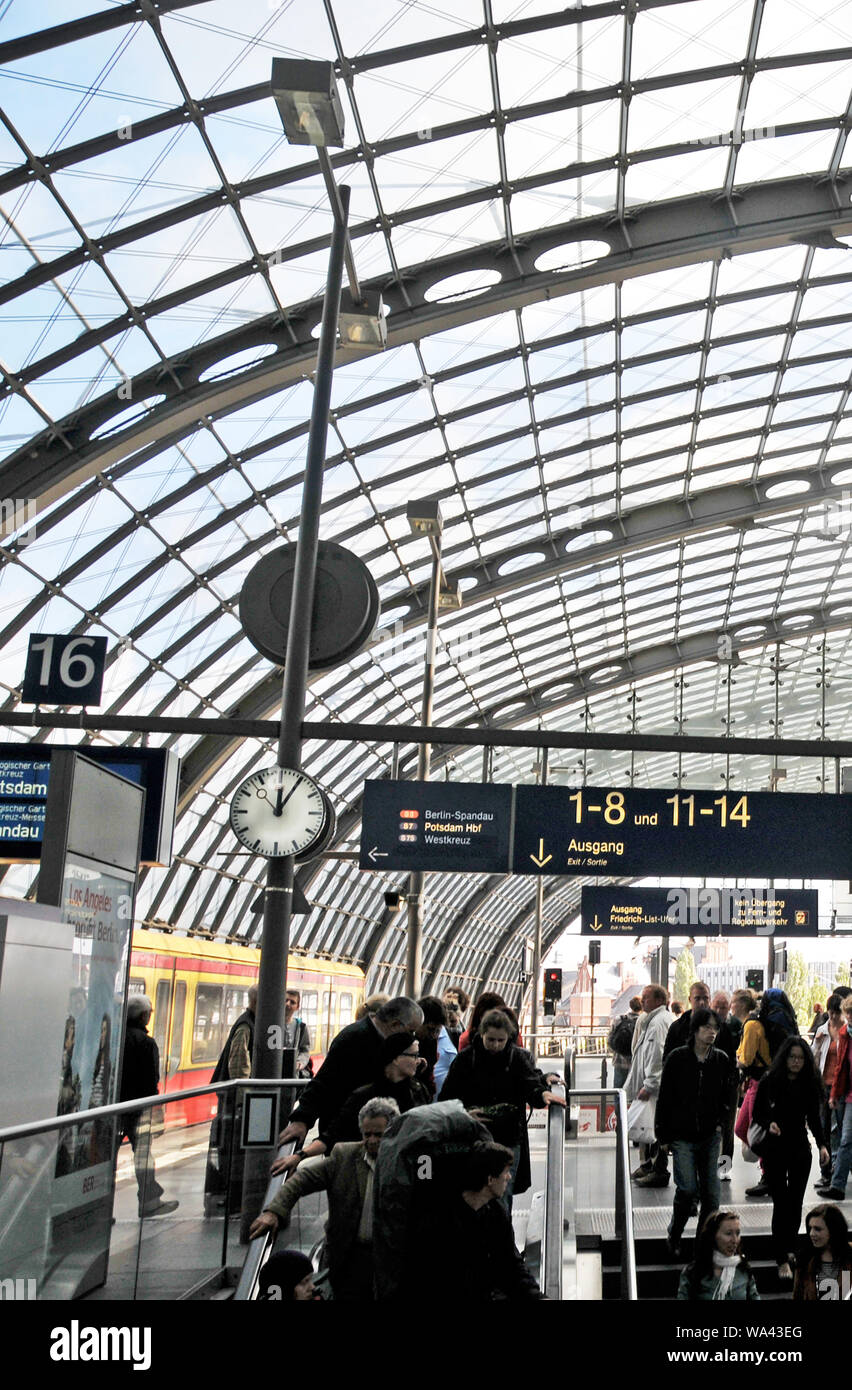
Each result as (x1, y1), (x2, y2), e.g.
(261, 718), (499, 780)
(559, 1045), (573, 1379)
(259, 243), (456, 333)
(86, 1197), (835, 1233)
(368, 846), (388, 862)
(530, 838), (552, 868)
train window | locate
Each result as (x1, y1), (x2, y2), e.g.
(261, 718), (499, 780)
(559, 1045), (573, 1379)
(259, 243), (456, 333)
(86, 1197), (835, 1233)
(128, 978), (145, 995)
(167, 981), (186, 1080)
(192, 983), (224, 1065)
(153, 980), (171, 1058)
(301, 991), (318, 1040)
(338, 992), (353, 1029)
(320, 990), (334, 1053)
(225, 987), (250, 1026)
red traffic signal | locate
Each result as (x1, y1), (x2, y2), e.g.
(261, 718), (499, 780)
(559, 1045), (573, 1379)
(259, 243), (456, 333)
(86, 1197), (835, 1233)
(543, 968), (562, 1002)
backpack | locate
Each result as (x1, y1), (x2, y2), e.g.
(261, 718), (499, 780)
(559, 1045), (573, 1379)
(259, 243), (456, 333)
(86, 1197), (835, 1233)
(609, 1014), (635, 1058)
(762, 1013), (799, 1059)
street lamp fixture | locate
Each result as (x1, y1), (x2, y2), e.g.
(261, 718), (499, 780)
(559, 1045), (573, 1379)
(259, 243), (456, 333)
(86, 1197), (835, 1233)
(438, 580), (463, 610)
(339, 287), (387, 351)
(407, 498), (443, 537)
(271, 58), (345, 147)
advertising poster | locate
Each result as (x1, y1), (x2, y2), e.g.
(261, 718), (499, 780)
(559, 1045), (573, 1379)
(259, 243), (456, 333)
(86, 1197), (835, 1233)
(47, 857), (134, 1296)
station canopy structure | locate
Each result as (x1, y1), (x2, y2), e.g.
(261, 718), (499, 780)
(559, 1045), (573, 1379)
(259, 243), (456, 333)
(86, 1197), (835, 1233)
(1, 0), (851, 1003)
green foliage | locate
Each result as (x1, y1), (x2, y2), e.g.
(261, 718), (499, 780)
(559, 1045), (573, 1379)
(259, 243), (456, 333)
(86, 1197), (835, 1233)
(837, 962), (851, 988)
(673, 947), (696, 1008)
(785, 950), (812, 1028)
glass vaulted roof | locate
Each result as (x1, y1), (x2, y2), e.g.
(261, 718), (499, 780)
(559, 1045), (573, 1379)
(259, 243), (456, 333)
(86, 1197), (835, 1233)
(1, 0), (851, 1001)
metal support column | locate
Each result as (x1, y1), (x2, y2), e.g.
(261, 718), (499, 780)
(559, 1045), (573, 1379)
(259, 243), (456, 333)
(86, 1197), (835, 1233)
(405, 542), (442, 997)
(253, 186), (350, 1084)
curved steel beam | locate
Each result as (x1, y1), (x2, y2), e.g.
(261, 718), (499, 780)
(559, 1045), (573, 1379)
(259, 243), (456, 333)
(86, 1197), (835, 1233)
(5, 173), (852, 511)
(173, 461), (852, 811)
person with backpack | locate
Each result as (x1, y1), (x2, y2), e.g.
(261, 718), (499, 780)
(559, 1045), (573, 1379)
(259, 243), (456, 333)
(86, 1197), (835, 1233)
(608, 998), (641, 1089)
(739, 988), (801, 1199)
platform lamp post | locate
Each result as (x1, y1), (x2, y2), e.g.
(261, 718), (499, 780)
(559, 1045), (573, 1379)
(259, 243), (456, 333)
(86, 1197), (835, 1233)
(404, 499), (462, 996)
(249, 62), (386, 1108)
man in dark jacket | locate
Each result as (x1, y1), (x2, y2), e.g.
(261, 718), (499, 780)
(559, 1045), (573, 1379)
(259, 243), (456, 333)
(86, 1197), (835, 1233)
(278, 996), (423, 1146)
(439, 1008), (565, 1209)
(663, 980), (738, 1063)
(119, 995), (178, 1217)
(655, 1007), (735, 1258)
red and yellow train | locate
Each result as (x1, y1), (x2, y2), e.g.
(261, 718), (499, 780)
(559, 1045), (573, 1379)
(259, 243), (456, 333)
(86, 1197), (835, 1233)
(129, 928), (364, 1125)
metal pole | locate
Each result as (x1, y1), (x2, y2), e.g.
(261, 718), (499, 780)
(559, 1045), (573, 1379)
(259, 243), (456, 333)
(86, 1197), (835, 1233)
(253, 185), (350, 1086)
(405, 539), (442, 996)
(530, 748), (548, 1052)
(659, 938), (669, 994)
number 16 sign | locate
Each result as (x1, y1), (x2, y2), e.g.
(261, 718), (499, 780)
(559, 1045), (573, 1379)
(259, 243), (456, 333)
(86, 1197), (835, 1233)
(22, 634), (108, 706)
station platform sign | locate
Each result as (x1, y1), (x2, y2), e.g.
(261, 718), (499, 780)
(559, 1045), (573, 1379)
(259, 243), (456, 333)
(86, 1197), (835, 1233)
(0, 743), (179, 866)
(360, 779), (851, 882)
(581, 885), (820, 937)
(512, 784), (852, 879)
(359, 779), (512, 872)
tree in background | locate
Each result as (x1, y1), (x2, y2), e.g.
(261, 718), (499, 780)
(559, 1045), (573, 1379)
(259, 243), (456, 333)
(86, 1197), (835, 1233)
(673, 946), (696, 1008)
(837, 962), (851, 988)
(786, 950), (812, 1028)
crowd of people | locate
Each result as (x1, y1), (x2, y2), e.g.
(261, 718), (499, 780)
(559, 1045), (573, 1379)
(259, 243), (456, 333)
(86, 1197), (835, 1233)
(245, 987), (565, 1301)
(610, 975), (852, 1297)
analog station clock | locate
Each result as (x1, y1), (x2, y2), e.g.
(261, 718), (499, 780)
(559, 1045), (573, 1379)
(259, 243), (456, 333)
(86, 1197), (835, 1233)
(229, 766), (332, 860)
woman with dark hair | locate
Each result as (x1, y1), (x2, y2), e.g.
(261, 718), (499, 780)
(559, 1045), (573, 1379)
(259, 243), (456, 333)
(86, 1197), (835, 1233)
(677, 1210), (760, 1301)
(752, 1035), (830, 1282)
(458, 992), (506, 1051)
(793, 1204), (852, 1300)
(441, 1009), (564, 1211)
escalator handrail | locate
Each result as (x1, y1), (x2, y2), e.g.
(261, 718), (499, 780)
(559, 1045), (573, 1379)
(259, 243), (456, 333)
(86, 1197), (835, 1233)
(566, 1086), (638, 1301)
(541, 1081), (566, 1300)
(233, 1139), (301, 1301)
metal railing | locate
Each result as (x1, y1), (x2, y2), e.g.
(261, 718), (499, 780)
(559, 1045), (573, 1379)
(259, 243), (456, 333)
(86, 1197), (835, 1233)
(525, 1029), (612, 1058)
(0, 1077), (308, 1301)
(564, 1085), (638, 1301)
(0, 1076), (307, 1147)
(540, 1082), (566, 1300)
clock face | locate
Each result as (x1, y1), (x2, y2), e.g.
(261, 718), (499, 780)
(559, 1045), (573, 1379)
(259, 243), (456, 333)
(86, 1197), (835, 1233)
(229, 767), (328, 859)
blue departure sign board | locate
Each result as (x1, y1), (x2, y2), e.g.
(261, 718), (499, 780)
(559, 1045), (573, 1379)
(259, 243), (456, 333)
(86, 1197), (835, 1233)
(581, 885), (820, 937)
(512, 784), (852, 879)
(0, 744), (179, 865)
(359, 780), (513, 872)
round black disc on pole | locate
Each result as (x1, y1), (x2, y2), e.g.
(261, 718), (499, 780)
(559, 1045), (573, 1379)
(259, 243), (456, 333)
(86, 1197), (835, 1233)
(239, 540), (380, 670)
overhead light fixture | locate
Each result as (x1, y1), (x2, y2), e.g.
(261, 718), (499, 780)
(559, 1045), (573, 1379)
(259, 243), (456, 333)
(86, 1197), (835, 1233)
(338, 287), (387, 351)
(384, 890), (403, 912)
(407, 498), (443, 537)
(438, 581), (463, 610)
(271, 58), (345, 148)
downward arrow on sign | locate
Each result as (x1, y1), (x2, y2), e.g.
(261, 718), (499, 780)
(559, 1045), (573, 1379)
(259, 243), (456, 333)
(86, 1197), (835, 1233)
(530, 838), (552, 868)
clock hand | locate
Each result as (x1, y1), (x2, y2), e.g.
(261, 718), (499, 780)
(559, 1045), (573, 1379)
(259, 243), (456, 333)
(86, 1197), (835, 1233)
(273, 773), (304, 817)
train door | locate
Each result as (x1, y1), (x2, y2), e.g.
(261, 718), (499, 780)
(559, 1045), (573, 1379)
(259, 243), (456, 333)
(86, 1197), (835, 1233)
(167, 981), (187, 1081)
(153, 979), (172, 1073)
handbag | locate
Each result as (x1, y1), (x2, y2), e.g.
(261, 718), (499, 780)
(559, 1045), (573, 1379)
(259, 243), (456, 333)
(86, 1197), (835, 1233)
(746, 1120), (768, 1155)
(741, 1141), (759, 1164)
(626, 1096), (656, 1145)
